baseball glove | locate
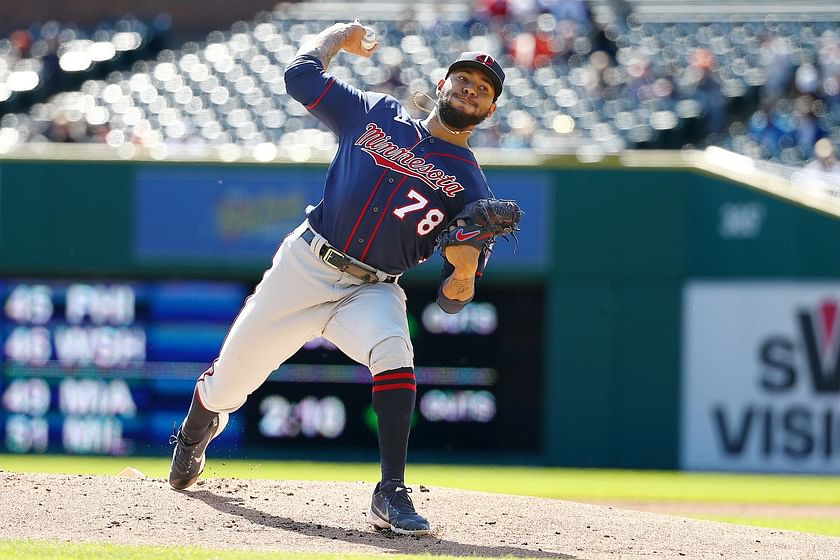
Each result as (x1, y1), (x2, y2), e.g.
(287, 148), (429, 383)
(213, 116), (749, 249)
(438, 198), (523, 253)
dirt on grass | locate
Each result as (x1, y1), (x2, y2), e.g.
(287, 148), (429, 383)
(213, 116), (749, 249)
(2, 471), (839, 560)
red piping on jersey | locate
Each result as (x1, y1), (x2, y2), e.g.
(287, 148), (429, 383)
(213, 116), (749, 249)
(346, 135), (426, 254)
(360, 176), (408, 262)
(372, 383), (417, 392)
(426, 152), (479, 168)
(406, 135), (426, 151)
(306, 78), (335, 111)
(343, 169), (387, 252)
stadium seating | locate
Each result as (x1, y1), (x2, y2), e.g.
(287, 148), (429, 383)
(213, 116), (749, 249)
(0, 16), (163, 117)
(0, 0), (839, 169)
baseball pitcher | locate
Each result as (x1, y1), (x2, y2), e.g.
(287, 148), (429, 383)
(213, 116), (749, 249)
(168, 20), (522, 536)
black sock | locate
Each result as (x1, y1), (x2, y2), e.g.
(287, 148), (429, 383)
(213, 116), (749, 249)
(372, 368), (416, 486)
(180, 378), (218, 444)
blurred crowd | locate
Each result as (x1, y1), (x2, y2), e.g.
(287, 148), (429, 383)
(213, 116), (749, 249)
(1, 0), (840, 176)
(0, 14), (170, 140)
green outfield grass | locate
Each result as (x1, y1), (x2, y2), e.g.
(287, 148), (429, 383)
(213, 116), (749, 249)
(2, 454), (840, 559)
(0, 541), (473, 560)
(692, 516), (840, 538)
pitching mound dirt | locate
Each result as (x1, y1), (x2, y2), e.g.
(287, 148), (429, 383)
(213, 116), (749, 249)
(2, 472), (839, 559)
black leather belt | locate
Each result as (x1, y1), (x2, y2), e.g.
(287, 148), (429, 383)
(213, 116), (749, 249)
(301, 228), (397, 284)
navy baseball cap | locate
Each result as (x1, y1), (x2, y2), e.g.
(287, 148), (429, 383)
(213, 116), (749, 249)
(446, 51), (505, 101)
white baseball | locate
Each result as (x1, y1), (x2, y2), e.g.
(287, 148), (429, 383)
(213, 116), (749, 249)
(362, 26), (377, 50)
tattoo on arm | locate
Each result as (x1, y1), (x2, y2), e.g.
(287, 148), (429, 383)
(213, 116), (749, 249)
(296, 23), (349, 70)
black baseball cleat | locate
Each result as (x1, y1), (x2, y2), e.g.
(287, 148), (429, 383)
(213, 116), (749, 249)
(168, 413), (229, 490)
(367, 481), (431, 536)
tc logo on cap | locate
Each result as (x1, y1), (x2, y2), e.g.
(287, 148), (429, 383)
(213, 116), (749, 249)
(475, 54), (495, 67)
(447, 51), (505, 99)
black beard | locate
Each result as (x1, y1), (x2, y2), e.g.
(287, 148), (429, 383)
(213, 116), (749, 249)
(438, 96), (488, 130)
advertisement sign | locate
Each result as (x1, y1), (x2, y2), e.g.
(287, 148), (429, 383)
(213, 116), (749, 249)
(135, 166), (326, 262)
(479, 169), (551, 267)
(134, 166), (550, 269)
(681, 281), (840, 472)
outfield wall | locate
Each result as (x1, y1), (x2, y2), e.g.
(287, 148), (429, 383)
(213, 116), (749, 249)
(2, 150), (840, 471)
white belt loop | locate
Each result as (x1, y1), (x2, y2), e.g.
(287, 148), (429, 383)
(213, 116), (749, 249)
(376, 269), (401, 283)
(300, 220), (326, 257)
(311, 235), (327, 258)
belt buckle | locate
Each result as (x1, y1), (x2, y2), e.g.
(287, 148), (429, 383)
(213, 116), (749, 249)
(321, 247), (344, 270)
(322, 247), (378, 283)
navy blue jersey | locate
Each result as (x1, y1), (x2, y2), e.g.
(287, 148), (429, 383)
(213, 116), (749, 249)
(284, 54), (494, 277)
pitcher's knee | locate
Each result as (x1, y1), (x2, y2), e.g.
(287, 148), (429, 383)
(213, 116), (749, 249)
(369, 336), (413, 374)
(196, 366), (247, 414)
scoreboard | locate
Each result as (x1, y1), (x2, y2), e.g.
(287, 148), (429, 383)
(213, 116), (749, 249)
(1, 278), (544, 459)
